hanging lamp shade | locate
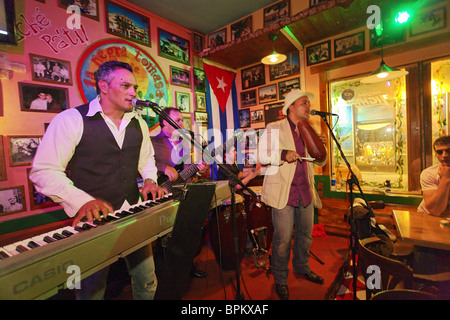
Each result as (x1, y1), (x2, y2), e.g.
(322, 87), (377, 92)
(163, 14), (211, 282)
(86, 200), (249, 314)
(261, 33), (287, 65)
(360, 59), (408, 83)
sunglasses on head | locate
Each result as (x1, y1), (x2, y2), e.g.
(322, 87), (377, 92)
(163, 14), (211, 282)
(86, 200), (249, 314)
(435, 148), (450, 155)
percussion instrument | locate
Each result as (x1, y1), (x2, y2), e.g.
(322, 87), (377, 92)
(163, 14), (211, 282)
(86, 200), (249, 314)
(208, 194), (247, 270)
(297, 119), (327, 162)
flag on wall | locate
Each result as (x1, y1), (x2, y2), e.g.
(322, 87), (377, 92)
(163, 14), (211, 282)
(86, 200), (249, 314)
(203, 62), (240, 179)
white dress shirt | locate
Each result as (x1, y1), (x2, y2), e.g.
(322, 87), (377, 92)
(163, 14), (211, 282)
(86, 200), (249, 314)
(30, 96), (158, 217)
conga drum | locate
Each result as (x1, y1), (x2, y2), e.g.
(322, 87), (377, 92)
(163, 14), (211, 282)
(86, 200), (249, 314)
(208, 194), (247, 270)
(242, 186), (273, 251)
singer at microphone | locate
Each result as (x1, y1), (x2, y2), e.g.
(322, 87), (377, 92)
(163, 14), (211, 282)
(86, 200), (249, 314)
(310, 109), (338, 117)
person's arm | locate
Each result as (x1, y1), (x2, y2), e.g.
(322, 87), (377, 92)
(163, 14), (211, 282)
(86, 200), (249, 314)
(422, 165), (450, 216)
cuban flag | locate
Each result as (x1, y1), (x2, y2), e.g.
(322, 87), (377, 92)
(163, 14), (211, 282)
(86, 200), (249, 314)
(203, 62), (240, 179)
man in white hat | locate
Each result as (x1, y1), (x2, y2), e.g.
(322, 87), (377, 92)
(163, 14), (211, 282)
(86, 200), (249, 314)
(259, 89), (327, 300)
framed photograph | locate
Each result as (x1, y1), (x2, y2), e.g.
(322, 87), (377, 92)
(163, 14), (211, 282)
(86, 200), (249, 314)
(30, 54), (73, 85)
(59, 0), (99, 21)
(106, 0), (150, 46)
(306, 40), (331, 66)
(27, 168), (58, 210)
(193, 32), (204, 52)
(410, 7), (447, 37)
(258, 84), (277, 104)
(193, 68), (206, 93)
(158, 28), (190, 65)
(240, 89), (257, 108)
(170, 66), (191, 88)
(182, 116), (192, 131)
(250, 109), (264, 124)
(7, 135), (42, 167)
(176, 91), (190, 113)
(231, 16), (252, 41)
(241, 63), (266, 90)
(309, 0), (328, 8)
(269, 51), (300, 81)
(369, 25), (404, 50)
(278, 77), (300, 100)
(194, 111), (208, 123)
(208, 28), (226, 49)
(264, 101), (285, 125)
(334, 31), (365, 58)
(264, 0), (290, 28)
(19, 82), (69, 113)
(196, 92), (206, 111)
(0, 0), (17, 45)
(239, 109), (251, 128)
(0, 136), (6, 182)
(0, 185), (26, 215)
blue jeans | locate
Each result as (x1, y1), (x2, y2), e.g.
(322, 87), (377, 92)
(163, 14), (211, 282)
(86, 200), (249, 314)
(271, 198), (314, 285)
(76, 244), (157, 300)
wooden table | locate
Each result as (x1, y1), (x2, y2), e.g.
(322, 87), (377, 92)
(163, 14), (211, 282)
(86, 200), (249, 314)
(393, 210), (450, 251)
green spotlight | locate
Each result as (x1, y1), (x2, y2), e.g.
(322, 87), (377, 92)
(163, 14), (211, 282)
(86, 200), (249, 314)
(395, 11), (410, 24)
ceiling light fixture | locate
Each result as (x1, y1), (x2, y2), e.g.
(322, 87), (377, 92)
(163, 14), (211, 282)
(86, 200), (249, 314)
(361, 45), (408, 84)
(261, 33), (287, 65)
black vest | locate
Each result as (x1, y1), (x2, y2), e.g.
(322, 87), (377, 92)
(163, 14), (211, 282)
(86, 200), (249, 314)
(68, 104), (142, 210)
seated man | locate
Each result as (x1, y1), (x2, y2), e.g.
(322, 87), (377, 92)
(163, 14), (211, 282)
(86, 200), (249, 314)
(417, 135), (450, 217)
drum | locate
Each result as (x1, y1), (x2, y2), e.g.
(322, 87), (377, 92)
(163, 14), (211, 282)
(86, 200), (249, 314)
(242, 186), (273, 251)
(208, 194), (247, 270)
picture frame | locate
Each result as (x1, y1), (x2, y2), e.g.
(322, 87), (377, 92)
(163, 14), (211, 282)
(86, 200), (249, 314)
(27, 168), (58, 210)
(19, 82), (69, 113)
(278, 77), (300, 100)
(30, 54), (73, 85)
(0, 0), (17, 45)
(239, 109), (251, 128)
(263, 0), (290, 28)
(196, 92), (206, 111)
(0, 185), (26, 215)
(258, 84), (277, 104)
(269, 51), (300, 81)
(170, 66), (191, 88)
(106, 0), (150, 47)
(369, 24), (404, 50)
(59, 0), (99, 21)
(334, 31), (365, 58)
(264, 101), (285, 125)
(0, 136), (6, 182)
(176, 91), (191, 113)
(306, 40), (331, 66)
(240, 89), (257, 108)
(194, 111), (208, 123)
(250, 109), (264, 124)
(208, 28), (227, 49)
(410, 7), (447, 37)
(231, 16), (252, 41)
(7, 135), (42, 167)
(241, 63), (266, 90)
(193, 32), (204, 52)
(158, 28), (190, 65)
(193, 68), (206, 93)
(182, 116), (192, 131)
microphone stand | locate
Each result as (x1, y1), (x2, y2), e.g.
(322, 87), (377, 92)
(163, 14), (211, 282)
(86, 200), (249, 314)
(144, 102), (256, 300)
(318, 114), (377, 301)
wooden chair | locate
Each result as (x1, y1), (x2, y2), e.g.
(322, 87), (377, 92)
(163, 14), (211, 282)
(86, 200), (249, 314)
(370, 289), (437, 300)
(358, 237), (450, 300)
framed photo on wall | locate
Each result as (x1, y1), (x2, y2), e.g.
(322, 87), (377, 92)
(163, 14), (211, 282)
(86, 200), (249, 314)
(334, 31), (365, 58)
(105, 0), (150, 46)
(194, 111), (208, 123)
(239, 109), (251, 128)
(0, 185), (26, 215)
(269, 51), (300, 81)
(410, 7), (447, 37)
(176, 91), (190, 113)
(241, 64), (265, 90)
(196, 92), (206, 111)
(170, 66), (191, 88)
(30, 54), (73, 85)
(306, 40), (331, 66)
(19, 82), (69, 113)
(193, 32), (204, 52)
(278, 77), (300, 100)
(263, 0), (290, 27)
(231, 16), (252, 41)
(158, 28), (190, 65)
(240, 89), (257, 108)
(7, 135), (42, 167)
(59, 0), (100, 21)
(208, 28), (226, 49)
(0, 0), (17, 45)
(258, 84), (277, 104)
(193, 68), (206, 92)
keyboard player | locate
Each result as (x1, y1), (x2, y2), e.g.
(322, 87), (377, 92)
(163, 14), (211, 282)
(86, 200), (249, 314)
(30, 61), (167, 300)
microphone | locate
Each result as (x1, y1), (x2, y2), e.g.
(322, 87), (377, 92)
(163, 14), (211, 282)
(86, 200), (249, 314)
(131, 98), (159, 109)
(310, 109), (338, 117)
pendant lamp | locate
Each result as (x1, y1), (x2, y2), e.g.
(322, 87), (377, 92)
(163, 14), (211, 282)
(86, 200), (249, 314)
(261, 33), (287, 65)
(361, 46), (408, 84)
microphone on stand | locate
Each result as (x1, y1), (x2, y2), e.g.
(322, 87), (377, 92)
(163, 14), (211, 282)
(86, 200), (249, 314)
(310, 109), (338, 117)
(131, 98), (159, 110)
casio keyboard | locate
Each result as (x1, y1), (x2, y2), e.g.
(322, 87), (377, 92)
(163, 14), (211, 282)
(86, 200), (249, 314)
(0, 180), (231, 300)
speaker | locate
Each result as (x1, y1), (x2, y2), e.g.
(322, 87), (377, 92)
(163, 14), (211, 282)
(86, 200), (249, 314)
(155, 182), (216, 300)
